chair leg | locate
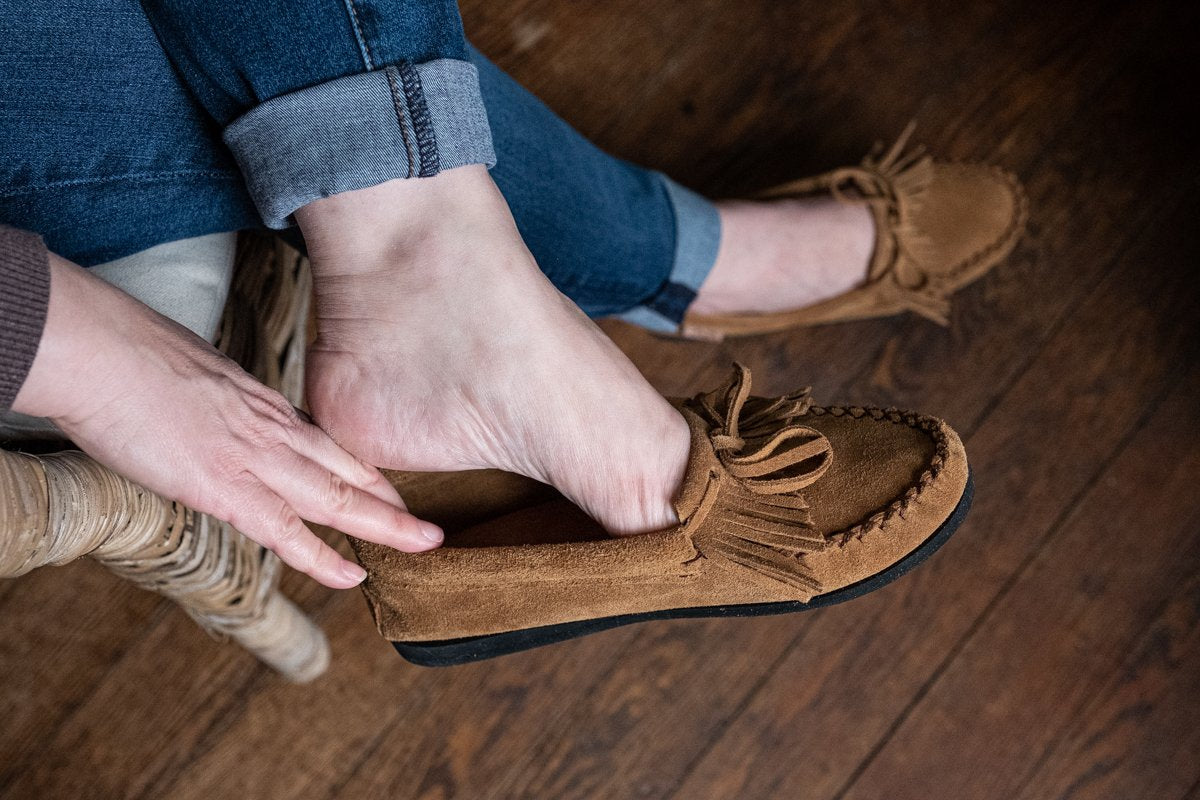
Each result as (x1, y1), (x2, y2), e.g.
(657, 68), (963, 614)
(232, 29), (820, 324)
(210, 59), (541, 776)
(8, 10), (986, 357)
(0, 448), (329, 682)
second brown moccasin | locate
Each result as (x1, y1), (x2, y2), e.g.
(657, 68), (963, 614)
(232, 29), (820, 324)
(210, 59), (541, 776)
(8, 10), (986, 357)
(680, 124), (1028, 339)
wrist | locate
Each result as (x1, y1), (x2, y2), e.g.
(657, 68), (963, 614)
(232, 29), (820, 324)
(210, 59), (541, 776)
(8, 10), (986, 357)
(12, 255), (151, 424)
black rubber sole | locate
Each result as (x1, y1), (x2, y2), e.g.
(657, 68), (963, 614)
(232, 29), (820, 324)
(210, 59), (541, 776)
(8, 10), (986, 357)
(393, 472), (974, 667)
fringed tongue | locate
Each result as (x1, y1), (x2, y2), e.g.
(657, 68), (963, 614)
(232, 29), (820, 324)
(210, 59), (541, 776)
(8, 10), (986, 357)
(828, 122), (950, 325)
(685, 364), (833, 594)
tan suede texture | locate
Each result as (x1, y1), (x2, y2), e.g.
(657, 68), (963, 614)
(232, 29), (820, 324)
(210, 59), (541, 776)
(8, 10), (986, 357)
(680, 138), (1028, 339)
(347, 368), (968, 643)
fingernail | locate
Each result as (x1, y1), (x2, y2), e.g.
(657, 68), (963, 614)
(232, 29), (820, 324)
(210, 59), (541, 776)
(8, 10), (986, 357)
(419, 522), (444, 544)
(342, 561), (367, 585)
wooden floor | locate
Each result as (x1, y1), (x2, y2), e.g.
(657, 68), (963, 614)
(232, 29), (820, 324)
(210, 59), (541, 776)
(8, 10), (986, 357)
(3, 1), (1198, 797)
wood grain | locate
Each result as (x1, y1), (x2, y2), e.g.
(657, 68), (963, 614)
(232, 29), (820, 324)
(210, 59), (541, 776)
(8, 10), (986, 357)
(839, 371), (1200, 799)
(1016, 554), (1200, 800)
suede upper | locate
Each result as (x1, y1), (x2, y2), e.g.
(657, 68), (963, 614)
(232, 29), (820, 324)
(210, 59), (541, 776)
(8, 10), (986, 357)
(346, 365), (969, 643)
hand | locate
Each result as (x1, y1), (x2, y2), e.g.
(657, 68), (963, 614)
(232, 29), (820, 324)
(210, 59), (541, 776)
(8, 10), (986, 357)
(13, 253), (442, 589)
(296, 165), (690, 535)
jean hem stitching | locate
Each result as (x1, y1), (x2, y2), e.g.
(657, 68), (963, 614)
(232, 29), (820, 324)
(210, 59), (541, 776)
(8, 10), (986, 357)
(384, 65), (418, 178)
(396, 62), (440, 177)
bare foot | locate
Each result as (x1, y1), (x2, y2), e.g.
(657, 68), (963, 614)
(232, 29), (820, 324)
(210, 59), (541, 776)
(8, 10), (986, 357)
(688, 197), (875, 316)
(296, 166), (690, 536)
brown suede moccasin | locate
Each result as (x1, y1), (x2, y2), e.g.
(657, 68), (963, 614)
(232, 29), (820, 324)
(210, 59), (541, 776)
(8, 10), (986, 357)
(680, 124), (1028, 340)
(348, 364), (971, 666)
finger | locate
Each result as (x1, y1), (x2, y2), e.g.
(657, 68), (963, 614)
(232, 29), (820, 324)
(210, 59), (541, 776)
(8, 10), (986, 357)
(228, 481), (367, 589)
(290, 414), (407, 509)
(258, 451), (443, 551)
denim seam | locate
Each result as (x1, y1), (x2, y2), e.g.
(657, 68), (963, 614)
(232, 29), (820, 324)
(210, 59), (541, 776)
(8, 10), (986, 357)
(396, 62), (440, 177)
(0, 171), (240, 197)
(648, 185), (696, 323)
(341, 0), (376, 69)
(384, 65), (418, 178)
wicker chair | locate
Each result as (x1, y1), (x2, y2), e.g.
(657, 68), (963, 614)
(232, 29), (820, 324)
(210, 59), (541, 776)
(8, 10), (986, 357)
(0, 235), (329, 682)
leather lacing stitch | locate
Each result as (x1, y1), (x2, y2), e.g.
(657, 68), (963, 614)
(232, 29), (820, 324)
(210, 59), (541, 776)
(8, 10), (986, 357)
(805, 404), (951, 546)
(684, 365), (834, 592)
(748, 124), (1027, 331)
(937, 164), (1028, 283)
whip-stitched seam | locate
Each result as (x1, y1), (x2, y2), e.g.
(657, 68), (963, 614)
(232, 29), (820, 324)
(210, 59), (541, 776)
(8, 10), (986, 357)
(796, 161), (1026, 286)
(804, 404), (952, 545)
(937, 165), (1028, 282)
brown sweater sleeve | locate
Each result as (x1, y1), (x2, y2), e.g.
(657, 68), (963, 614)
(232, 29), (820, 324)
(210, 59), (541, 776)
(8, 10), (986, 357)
(0, 225), (51, 413)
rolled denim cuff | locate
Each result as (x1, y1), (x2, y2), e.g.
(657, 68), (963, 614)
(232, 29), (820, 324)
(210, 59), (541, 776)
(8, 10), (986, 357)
(616, 175), (722, 333)
(224, 59), (496, 229)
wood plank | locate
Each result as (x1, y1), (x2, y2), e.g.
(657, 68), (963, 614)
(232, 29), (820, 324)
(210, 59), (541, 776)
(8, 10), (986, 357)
(151, 601), (636, 800)
(840, 370), (1200, 800)
(333, 618), (802, 800)
(479, 617), (816, 800)
(0, 563), (165, 791)
(0, 542), (341, 800)
(1015, 562), (1200, 800)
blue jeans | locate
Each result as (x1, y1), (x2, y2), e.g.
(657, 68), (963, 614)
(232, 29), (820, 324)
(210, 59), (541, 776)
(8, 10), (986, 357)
(0, 0), (720, 330)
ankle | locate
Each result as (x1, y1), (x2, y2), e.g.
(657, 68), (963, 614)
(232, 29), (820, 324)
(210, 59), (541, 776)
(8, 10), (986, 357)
(294, 164), (506, 272)
(690, 197), (875, 316)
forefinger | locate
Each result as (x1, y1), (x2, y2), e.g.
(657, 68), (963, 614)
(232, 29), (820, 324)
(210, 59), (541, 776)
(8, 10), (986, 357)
(258, 449), (442, 552)
(290, 411), (408, 510)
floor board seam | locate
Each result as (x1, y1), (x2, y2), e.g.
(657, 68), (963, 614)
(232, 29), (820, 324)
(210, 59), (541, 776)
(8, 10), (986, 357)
(656, 623), (817, 800)
(137, 594), (346, 800)
(1008, 517), (1200, 799)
